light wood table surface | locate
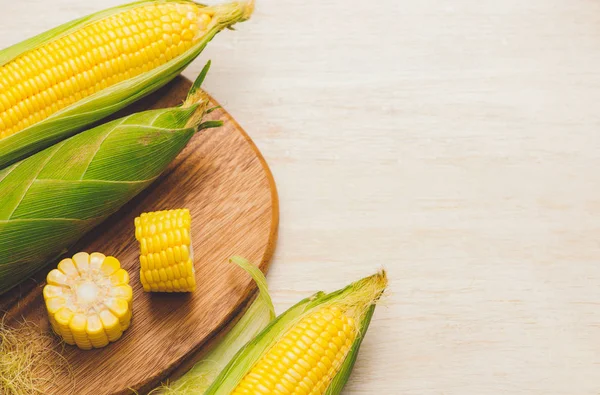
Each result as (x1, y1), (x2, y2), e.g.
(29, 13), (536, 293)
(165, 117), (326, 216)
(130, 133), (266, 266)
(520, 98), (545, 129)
(3, 1), (600, 394)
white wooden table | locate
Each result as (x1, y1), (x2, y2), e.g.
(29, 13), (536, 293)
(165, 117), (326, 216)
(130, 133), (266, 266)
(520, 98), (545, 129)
(3, 0), (600, 393)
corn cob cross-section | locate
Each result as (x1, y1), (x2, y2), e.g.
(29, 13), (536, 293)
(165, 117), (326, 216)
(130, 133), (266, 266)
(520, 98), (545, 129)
(43, 252), (133, 350)
(135, 209), (196, 292)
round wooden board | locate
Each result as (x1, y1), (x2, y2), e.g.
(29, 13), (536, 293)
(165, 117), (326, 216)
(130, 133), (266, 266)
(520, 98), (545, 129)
(1, 76), (279, 394)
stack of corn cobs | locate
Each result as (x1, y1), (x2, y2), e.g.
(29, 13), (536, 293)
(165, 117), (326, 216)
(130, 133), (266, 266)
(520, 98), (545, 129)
(0, 1), (388, 394)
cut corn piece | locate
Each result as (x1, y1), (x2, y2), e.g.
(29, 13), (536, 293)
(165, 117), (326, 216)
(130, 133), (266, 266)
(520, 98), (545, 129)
(0, 0), (255, 169)
(205, 262), (388, 395)
(43, 252), (133, 350)
(135, 209), (196, 292)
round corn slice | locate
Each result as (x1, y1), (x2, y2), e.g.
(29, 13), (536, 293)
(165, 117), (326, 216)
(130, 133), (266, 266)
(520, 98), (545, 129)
(43, 252), (133, 350)
(135, 209), (196, 292)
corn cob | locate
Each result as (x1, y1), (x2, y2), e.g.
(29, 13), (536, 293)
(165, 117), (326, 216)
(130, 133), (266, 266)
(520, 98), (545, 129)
(43, 252), (133, 350)
(0, 0), (254, 169)
(205, 259), (388, 395)
(232, 306), (354, 394)
(0, 63), (219, 295)
(135, 209), (196, 292)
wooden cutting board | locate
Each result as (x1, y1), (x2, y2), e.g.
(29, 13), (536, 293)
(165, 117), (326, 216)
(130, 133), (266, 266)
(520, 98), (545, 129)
(0, 76), (279, 395)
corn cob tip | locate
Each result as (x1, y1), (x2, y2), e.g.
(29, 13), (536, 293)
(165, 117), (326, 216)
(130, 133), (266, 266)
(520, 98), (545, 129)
(361, 270), (388, 300)
(183, 89), (211, 130)
(231, 0), (256, 23)
(206, 0), (256, 27)
(342, 269), (388, 306)
(241, 0), (256, 21)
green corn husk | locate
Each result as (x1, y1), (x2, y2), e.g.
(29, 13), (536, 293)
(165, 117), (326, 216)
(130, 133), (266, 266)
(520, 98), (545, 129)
(151, 257), (276, 394)
(204, 264), (388, 395)
(0, 0), (254, 169)
(0, 62), (219, 295)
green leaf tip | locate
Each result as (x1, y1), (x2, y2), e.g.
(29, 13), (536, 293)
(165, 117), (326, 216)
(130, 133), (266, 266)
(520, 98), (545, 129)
(183, 62), (222, 131)
(230, 256), (276, 320)
(187, 60), (211, 101)
(198, 120), (224, 130)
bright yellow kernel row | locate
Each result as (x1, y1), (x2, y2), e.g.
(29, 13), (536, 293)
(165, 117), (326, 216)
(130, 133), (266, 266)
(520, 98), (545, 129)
(135, 208), (191, 235)
(139, 229), (191, 255)
(139, 245), (190, 270)
(140, 260), (195, 292)
(140, 256), (193, 279)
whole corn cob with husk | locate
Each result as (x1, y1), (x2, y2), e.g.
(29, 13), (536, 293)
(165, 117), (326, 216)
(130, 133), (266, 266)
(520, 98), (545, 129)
(43, 252), (133, 350)
(0, 63), (219, 295)
(203, 258), (388, 395)
(0, 0), (254, 169)
(135, 209), (197, 292)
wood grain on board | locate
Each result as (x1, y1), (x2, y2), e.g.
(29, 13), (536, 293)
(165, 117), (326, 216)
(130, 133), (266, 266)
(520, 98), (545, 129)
(2, 76), (279, 395)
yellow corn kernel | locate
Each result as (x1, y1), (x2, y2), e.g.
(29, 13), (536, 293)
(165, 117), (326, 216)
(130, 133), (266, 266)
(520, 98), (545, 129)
(135, 209), (196, 292)
(43, 252), (133, 350)
(0, 2), (213, 139)
(232, 306), (356, 395)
